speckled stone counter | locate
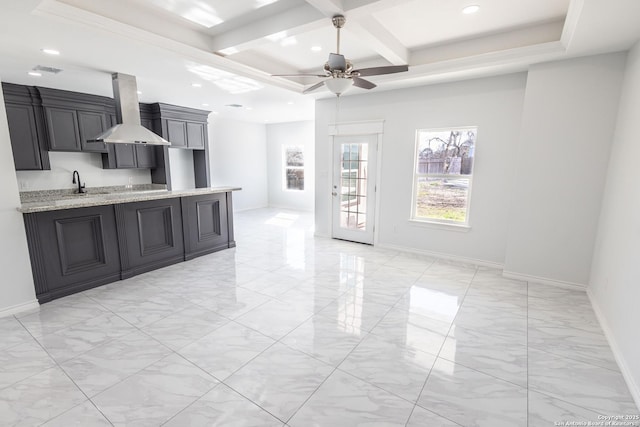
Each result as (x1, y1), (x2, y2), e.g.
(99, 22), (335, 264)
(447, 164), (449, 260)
(19, 186), (241, 213)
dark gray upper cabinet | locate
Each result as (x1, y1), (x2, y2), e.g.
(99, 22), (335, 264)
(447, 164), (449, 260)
(38, 87), (113, 153)
(152, 103), (208, 150)
(45, 107), (81, 151)
(135, 145), (156, 168)
(186, 122), (205, 149)
(2, 83), (51, 171)
(167, 119), (187, 148)
(101, 112), (157, 169)
(150, 103), (210, 188)
(78, 110), (109, 152)
(113, 144), (138, 168)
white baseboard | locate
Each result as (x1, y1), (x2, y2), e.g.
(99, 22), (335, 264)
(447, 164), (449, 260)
(375, 243), (504, 269)
(587, 288), (640, 411)
(0, 299), (40, 318)
(502, 270), (587, 291)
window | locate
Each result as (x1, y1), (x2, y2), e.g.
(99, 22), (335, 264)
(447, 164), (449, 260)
(284, 146), (304, 191)
(412, 127), (477, 225)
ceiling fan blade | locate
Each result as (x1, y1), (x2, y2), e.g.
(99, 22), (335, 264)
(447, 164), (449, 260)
(352, 76), (376, 90)
(352, 65), (409, 77)
(328, 53), (347, 71)
(303, 80), (326, 94)
(272, 74), (327, 78)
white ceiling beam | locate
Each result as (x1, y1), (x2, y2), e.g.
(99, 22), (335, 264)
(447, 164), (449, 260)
(347, 15), (408, 65)
(207, 0), (325, 52)
(303, 0), (345, 16)
(343, 0), (415, 17)
(34, 0), (303, 93)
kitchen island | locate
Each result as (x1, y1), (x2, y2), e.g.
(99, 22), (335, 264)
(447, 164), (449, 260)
(19, 186), (240, 303)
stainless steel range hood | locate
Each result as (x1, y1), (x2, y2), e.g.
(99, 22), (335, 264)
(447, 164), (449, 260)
(90, 73), (170, 145)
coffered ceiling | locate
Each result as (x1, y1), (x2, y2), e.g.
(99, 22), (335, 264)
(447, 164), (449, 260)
(0, 0), (639, 123)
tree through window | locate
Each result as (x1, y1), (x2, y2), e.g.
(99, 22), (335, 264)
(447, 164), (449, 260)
(284, 146), (304, 191)
(412, 128), (477, 224)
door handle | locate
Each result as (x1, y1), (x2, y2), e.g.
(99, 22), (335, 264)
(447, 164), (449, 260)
(332, 192), (338, 196)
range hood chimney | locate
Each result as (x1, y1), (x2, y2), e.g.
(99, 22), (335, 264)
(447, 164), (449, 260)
(90, 73), (170, 146)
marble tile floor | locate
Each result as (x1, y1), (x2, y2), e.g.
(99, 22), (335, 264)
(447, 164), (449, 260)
(0, 208), (638, 426)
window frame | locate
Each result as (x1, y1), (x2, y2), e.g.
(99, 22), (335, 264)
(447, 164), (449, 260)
(410, 126), (477, 227)
(283, 145), (305, 191)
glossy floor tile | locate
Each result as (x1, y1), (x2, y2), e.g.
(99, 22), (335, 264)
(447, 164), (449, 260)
(0, 208), (637, 426)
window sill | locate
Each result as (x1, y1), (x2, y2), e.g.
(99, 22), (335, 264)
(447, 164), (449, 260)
(408, 219), (471, 233)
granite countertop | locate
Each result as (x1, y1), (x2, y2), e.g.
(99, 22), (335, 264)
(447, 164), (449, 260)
(19, 185), (241, 213)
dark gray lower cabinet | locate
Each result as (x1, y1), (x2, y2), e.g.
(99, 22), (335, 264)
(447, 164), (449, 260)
(182, 192), (235, 260)
(116, 198), (185, 279)
(23, 206), (121, 303)
(23, 193), (235, 303)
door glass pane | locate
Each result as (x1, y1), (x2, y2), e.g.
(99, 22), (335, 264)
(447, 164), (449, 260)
(340, 142), (368, 231)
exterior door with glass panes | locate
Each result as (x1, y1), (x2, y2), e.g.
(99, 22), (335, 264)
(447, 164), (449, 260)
(332, 135), (378, 244)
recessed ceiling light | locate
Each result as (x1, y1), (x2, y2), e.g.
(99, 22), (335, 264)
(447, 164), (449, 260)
(41, 48), (60, 55)
(287, 101), (294, 105)
(191, 83), (202, 88)
(311, 45), (322, 52)
(245, 107), (253, 111)
(137, 90), (142, 95)
(27, 71), (42, 77)
(202, 103), (209, 106)
(211, 111), (219, 115)
(462, 5), (480, 14)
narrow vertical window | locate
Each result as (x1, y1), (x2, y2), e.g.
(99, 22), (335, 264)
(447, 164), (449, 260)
(284, 146), (304, 191)
(412, 128), (477, 225)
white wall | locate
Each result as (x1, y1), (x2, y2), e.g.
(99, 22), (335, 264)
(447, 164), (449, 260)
(16, 152), (151, 191)
(589, 43), (640, 405)
(504, 53), (626, 286)
(266, 121), (315, 211)
(0, 79), (38, 316)
(167, 148), (195, 190)
(315, 73), (527, 264)
(209, 116), (268, 211)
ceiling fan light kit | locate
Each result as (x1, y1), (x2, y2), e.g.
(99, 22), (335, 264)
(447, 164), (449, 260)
(325, 78), (353, 95)
(272, 14), (409, 97)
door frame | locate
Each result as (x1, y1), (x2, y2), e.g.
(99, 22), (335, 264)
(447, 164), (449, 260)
(328, 120), (384, 245)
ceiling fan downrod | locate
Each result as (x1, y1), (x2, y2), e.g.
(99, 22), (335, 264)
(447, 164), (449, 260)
(332, 15), (346, 54)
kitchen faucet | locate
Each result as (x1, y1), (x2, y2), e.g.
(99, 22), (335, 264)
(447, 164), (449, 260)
(72, 170), (86, 194)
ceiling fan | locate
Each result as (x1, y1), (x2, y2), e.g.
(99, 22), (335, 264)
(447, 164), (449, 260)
(273, 15), (409, 96)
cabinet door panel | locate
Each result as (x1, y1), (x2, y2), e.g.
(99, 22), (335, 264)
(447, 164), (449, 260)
(27, 206), (121, 301)
(5, 104), (42, 170)
(182, 193), (229, 258)
(167, 119), (187, 147)
(78, 110), (109, 153)
(114, 144), (137, 168)
(46, 107), (81, 151)
(186, 122), (205, 149)
(135, 145), (156, 168)
(119, 199), (184, 275)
